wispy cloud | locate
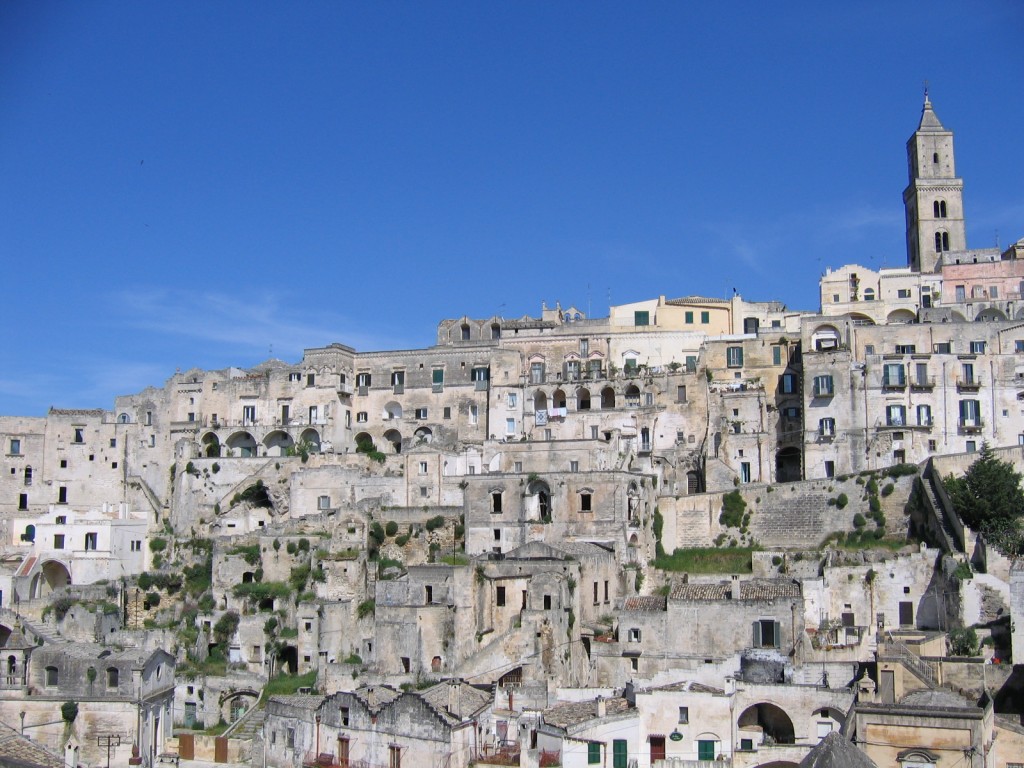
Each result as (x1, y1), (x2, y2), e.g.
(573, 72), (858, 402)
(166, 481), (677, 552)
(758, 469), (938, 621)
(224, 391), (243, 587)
(108, 288), (404, 356)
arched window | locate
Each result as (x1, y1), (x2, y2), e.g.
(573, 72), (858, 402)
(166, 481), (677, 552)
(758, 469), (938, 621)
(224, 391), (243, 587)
(863, 288), (875, 301)
(933, 152), (939, 164)
(45, 666), (58, 686)
(118, 413), (130, 423)
(935, 231), (949, 252)
(23, 467), (32, 486)
(933, 200), (947, 218)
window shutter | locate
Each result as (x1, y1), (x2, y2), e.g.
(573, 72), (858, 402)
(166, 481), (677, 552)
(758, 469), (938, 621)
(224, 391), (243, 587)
(773, 621), (781, 648)
(753, 621), (761, 648)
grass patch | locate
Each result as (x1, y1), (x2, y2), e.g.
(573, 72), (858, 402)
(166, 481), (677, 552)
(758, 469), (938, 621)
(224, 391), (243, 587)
(264, 670), (317, 696)
(439, 553), (469, 566)
(653, 547), (755, 574)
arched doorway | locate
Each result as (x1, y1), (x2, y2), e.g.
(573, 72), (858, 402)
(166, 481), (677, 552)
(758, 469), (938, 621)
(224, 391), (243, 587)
(738, 703), (795, 745)
(526, 480), (551, 522)
(278, 645), (298, 675)
(201, 432), (221, 458)
(226, 431), (257, 458)
(776, 447), (801, 482)
(262, 430), (294, 457)
(533, 391), (548, 413)
(413, 427), (433, 444)
(576, 388), (591, 411)
(601, 387), (616, 409)
(383, 402), (403, 420)
(383, 429), (402, 454)
(300, 429), (321, 453)
(32, 560), (71, 599)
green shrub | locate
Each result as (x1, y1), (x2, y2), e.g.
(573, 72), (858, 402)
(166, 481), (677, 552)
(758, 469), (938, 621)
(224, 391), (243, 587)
(146, 591), (161, 607)
(885, 463), (918, 478)
(385, 521), (399, 537)
(286, 541), (298, 555)
(149, 537), (168, 553)
(357, 599), (375, 619)
(866, 478), (879, 495)
(869, 496), (881, 513)
(369, 522), (386, 544)
(198, 593), (215, 612)
(881, 483), (895, 497)
(212, 462), (220, 473)
(425, 515), (445, 532)
(719, 490), (747, 528)
(771, 555), (783, 566)
(853, 513), (867, 529)
(835, 493), (849, 509)
(61, 701), (78, 723)
(344, 653), (362, 665)
(395, 534), (410, 547)
(212, 611), (240, 644)
(948, 627), (979, 656)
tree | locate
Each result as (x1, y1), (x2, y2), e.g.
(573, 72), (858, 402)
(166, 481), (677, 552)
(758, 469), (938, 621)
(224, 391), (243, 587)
(948, 627), (979, 657)
(944, 443), (1024, 533)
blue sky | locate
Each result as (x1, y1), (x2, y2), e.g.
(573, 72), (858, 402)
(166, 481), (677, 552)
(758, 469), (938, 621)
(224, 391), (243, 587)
(2, 1), (1023, 415)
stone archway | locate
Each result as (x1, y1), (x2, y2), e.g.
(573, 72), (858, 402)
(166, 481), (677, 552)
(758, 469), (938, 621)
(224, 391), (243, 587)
(738, 702), (796, 745)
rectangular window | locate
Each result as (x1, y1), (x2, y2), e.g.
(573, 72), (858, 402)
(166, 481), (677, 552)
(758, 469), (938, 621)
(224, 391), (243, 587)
(580, 493), (592, 511)
(514, 461), (522, 473)
(530, 362), (545, 384)
(53, 534), (64, 549)
(780, 373), (796, 394)
(886, 405), (906, 426)
(491, 492), (502, 513)
(18, 494), (27, 511)
(678, 706), (689, 723)
(570, 460), (579, 473)
(895, 344), (916, 355)
(634, 310), (650, 326)
(883, 363), (905, 387)
(469, 405), (478, 424)
(772, 346), (782, 365)
(726, 346), (744, 368)
(740, 462), (751, 483)
(58, 486), (67, 504)
(73, 427), (84, 443)
(443, 406), (451, 419)
(970, 341), (986, 354)
(628, 628), (641, 642)
(917, 405), (932, 426)
(356, 412), (368, 423)
(496, 586), (506, 606)
(700, 311), (710, 324)
(564, 360), (580, 380)
(242, 405), (256, 425)
(813, 375), (834, 397)
(819, 418), (835, 437)
(684, 310), (693, 324)
(432, 369), (444, 391)
(9, 439), (20, 455)
(960, 399), (981, 426)
(933, 342), (952, 354)
(1016, 340), (1024, 354)
(419, 462), (428, 475)
(676, 385), (687, 403)
(306, 373), (315, 387)
(507, 393), (518, 408)
(84, 532), (98, 551)
(506, 418), (516, 436)
(580, 338), (589, 356)
(415, 408), (428, 420)
(754, 619), (780, 648)
(685, 355), (697, 372)
(824, 461), (835, 478)
(897, 288), (911, 299)
(587, 359), (602, 379)
(318, 495), (331, 510)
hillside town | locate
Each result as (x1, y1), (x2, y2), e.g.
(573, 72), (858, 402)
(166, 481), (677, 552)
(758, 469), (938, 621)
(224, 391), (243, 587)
(2, 96), (1024, 768)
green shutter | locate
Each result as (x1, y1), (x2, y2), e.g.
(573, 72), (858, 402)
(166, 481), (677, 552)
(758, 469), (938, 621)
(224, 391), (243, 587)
(588, 743), (601, 765)
(613, 739), (627, 768)
(432, 369), (444, 384)
(697, 740), (715, 760)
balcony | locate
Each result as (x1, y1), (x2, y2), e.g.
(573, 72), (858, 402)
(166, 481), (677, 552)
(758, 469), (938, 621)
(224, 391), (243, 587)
(910, 377), (935, 391)
(957, 377), (982, 392)
(958, 420), (984, 435)
(881, 377), (906, 391)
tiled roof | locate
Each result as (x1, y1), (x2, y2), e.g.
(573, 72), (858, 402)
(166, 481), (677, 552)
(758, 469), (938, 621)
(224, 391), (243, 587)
(0, 720), (63, 768)
(622, 596), (666, 612)
(419, 682), (492, 724)
(670, 583), (732, 601)
(351, 685), (402, 711)
(739, 580), (801, 600)
(668, 579), (800, 602)
(542, 697), (634, 729)
(665, 296), (728, 306)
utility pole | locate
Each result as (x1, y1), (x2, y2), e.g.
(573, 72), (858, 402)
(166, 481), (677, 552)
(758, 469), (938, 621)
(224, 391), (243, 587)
(97, 734), (121, 768)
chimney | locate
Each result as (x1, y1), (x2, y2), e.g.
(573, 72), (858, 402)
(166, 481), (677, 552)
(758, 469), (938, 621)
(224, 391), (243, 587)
(448, 680), (462, 719)
(596, 696), (606, 718)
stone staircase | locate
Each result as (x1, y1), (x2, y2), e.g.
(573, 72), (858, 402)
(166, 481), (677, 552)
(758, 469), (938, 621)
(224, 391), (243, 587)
(227, 705), (267, 742)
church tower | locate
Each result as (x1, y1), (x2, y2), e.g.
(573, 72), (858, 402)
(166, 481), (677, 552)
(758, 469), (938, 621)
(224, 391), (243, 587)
(903, 93), (967, 272)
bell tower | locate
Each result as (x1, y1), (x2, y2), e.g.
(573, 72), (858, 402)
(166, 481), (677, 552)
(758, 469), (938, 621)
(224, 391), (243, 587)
(903, 93), (967, 272)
